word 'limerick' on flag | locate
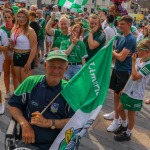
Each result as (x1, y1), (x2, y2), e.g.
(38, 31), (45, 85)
(50, 36), (117, 150)
(58, 0), (88, 9)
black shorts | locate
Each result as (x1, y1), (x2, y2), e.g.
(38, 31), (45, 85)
(13, 52), (34, 69)
(109, 68), (131, 94)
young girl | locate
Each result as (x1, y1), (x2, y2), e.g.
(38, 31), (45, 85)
(2, 9), (19, 99)
(0, 22), (9, 114)
(60, 22), (87, 80)
(114, 39), (150, 141)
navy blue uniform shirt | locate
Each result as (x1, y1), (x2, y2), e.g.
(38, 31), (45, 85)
(8, 75), (74, 150)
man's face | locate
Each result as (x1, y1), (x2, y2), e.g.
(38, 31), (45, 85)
(45, 59), (68, 84)
(119, 20), (130, 33)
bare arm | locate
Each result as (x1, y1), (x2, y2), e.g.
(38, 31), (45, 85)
(131, 53), (142, 81)
(0, 46), (8, 51)
(45, 13), (55, 36)
(24, 28), (37, 73)
(63, 43), (75, 56)
(9, 106), (35, 144)
(88, 32), (100, 50)
(113, 48), (130, 62)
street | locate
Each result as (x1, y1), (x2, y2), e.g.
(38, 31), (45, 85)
(0, 63), (150, 150)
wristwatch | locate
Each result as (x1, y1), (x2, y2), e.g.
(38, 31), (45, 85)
(51, 119), (56, 129)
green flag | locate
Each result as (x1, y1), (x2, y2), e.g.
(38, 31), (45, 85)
(50, 37), (117, 150)
(58, 0), (88, 9)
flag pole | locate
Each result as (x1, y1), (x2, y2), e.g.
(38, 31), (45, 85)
(41, 93), (61, 114)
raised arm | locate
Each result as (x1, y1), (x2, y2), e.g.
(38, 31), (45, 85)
(45, 12), (55, 36)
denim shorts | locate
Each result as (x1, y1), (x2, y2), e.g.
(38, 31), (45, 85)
(38, 39), (44, 51)
(64, 65), (82, 80)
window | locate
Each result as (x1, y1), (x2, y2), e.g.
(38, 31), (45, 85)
(92, 0), (95, 3)
(102, 0), (105, 5)
(84, 8), (87, 11)
(91, 8), (94, 13)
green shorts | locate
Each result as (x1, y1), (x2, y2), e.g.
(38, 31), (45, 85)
(120, 93), (143, 111)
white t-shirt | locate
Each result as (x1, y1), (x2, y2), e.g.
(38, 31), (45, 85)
(102, 20), (107, 30)
(123, 58), (150, 100)
(136, 32), (144, 43)
(0, 28), (8, 72)
(104, 26), (117, 44)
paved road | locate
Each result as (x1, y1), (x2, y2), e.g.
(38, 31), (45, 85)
(0, 64), (150, 150)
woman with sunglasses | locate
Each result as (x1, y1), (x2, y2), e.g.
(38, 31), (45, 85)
(10, 8), (37, 84)
(1, 9), (19, 100)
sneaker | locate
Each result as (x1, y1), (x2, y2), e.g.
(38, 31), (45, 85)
(107, 120), (121, 132)
(114, 132), (131, 142)
(44, 54), (48, 58)
(5, 91), (11, 100)
(114, 125), (128, 134)
(40, 58), (44, 64)
(0, 104), (5, 115)
(103, 111), (115, 120)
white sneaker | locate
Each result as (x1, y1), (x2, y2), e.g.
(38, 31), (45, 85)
(5, 91), (11, 100)
(0, 104), (5, 115)
(103, 111), (115, 120)
(107, 120), (121, 132)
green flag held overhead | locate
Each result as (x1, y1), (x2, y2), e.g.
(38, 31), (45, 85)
(58, 0), (88, 9)
(49, 37), (117, 150)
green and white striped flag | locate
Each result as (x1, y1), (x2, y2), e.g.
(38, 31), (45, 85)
(50, 37), (117, 150)
(58, 0), (88, 9)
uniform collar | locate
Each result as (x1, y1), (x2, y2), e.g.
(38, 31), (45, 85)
(41, 76), (62, 90)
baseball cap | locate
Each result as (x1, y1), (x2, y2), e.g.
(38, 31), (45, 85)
(12, 5), (19, 14)
(99, 7), (108, 14)
(53, 5), (58, 9)
(46, 50), (68, 61)
(116, 16), (121, 21)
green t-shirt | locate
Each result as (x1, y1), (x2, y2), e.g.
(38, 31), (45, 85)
(84, 31), (106, 62)
(60, 39), (87, 63)
(37, 18), (46, 39)
(53, 29), (70, 48)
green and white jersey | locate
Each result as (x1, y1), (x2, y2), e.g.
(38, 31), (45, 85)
(123, 58), (150, 100)
(0, 28), (8, 46)
(1, 25), (11, 38)
(60, 39), (87, 63)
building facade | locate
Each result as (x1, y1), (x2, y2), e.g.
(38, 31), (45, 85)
(18, 0), (133, 14)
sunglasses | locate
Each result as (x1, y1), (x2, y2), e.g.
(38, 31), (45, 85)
(17, 16), (27, 20)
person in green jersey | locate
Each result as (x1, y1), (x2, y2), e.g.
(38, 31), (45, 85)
(60, 22), (87, 80)
(36, 9), (46, 64)
(83, 14), (106, 62)
(46, 13), (70, 50)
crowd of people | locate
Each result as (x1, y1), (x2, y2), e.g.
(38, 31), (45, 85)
(0, 1), (150, 149)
